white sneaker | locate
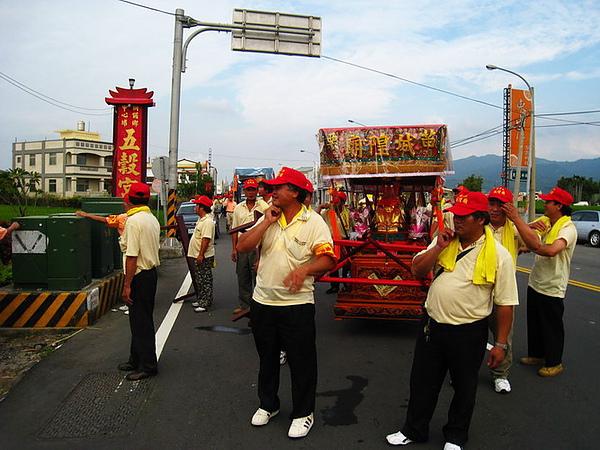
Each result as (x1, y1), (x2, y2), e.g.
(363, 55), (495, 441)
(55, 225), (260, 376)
(288, 413), (314, 438)
(251, 408), (279, 426)
(194, 306), (207, 313)
(443, 442), (463, 450)
(191, 301), (200, 307)
(386, 430), (413, 446)
(118, 305), (129, 311)
(124, 310), (129, 315)
(494, 378), (511, 394)
(280, 351), (287, 365)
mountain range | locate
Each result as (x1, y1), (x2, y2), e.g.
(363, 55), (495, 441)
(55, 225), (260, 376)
(445, 154), (600, 193)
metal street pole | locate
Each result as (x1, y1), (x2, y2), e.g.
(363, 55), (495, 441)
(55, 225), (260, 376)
(348, 119), (367, 127)
(486, 65), (536, 220)
(166, 8), (185, 242)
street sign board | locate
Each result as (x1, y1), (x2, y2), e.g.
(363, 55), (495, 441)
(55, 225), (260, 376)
(151, 156), (169, 181)
(231, 9), (321, 57)
(509, 168), (529, 181)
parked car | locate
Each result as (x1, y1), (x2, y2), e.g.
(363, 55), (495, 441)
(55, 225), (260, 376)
(176, 201), (220, 240)
(570, 210), (600, 247)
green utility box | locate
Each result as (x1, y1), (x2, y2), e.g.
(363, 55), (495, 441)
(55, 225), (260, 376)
(82, 202), (126, 215)
(11, 216), (49, 289)
(46, 215), (92, 290)
(112, 227), (123, 270)
(89, 215), (115, 277)
(51, 213), (114, 278)
(81, 198), (125, 270)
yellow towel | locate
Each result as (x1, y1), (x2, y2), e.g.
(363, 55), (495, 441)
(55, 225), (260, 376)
(533, 216), (572, 244)
(501, 220), (517, 265)
(438, 226), (497, 285)
(126, 206), (151, 217)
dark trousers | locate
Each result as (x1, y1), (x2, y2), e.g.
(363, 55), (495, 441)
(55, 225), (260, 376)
(250, 300), (317, 419)
(236, 252), (257, 309)
(527, 286), (565, 367)
(128, 268), (158, 373)
(402, 315), (488, 447)
(194, 257), (214, 308)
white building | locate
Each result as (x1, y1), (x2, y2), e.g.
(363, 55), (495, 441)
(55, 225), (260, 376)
(12, 122), (113, 197)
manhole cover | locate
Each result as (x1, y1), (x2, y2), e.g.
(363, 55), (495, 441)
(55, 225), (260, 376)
(39, 372), (155, 438)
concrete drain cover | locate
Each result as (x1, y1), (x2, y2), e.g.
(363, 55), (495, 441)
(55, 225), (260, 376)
(39, 372), (155, 438)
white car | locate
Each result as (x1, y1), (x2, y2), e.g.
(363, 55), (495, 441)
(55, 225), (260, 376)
(570, 210), (600, 247)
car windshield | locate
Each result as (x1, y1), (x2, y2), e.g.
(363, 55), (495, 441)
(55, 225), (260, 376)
(177, 204), (196, 215)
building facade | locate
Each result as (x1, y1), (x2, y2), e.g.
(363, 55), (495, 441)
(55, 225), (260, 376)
(12, 123), (113, 197)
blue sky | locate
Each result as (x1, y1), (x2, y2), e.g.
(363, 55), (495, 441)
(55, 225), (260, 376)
(1, 0), (599, 183)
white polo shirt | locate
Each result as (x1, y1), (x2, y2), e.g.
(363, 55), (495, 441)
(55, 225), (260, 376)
(253, 206), (334, 306)
(528, 221), (577, 298)
(120, 209), (160, 275)
(187, 213), (215, 259)
(418, 234), (519, 325)
(231, 199), (269, 229)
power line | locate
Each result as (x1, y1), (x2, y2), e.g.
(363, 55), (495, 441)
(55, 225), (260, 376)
(0, 72), (112, 116)
(537, 109), (600, 117)
(116, 0), (175, 16)
(322, 55), (502, 110)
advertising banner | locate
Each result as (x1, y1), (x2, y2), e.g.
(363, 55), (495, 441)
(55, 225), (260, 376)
(318, 125), (452, 178)
(509, 88), (532, 169)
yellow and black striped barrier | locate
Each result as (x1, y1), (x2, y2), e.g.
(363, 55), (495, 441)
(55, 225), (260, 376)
(166, 188), (177, 239)
(517, 267), (600, 293)
(0, 270), (124, 329)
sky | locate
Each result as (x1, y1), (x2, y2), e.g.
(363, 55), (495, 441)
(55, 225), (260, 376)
(1, 0), (600, 184)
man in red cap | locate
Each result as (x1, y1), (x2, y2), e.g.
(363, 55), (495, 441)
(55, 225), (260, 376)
(502, 186), (577, 377)
(188, 195), (216, 313)
(485, 186), (525, 394)
(231, 178), (269, 314)
(316, 189), (350, 294)
(387, 191), (518, 450)
(223, 193), (237, 231)
(237, 167), (336, 439)
(118, 182), (161, 381)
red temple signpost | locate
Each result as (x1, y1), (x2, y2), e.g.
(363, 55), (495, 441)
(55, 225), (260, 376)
(105, 80), (155, 197)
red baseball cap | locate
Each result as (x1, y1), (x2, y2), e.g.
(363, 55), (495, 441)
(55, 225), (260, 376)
(243, 179), (258, 189)
(264, 167), (311, 191)
(488, 186), (514, 203)
(452, 185), (468, 194)
(128, 182), (150, 198)
(447, 191), (489, 215)
(191, 195), (213, 208)
(539, 187), (573, 206)
(332, 190), (347, 203)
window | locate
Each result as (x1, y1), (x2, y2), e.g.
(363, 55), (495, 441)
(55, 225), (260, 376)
(76, 179), (89, 192)
(77, 154), (87, 165)
(29, 154), (36, 166)
(105, 156), (113, 167)
(49, 179), (57, 193)
(16, 156), (21, 164)
(49, 153), (57, 165)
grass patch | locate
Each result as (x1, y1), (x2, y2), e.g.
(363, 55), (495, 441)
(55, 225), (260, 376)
(0, 205), (77, 222)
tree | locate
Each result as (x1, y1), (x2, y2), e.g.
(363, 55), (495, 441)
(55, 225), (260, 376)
(0, 168), (42, 216)
(176, 162), (215, 200)
(557, 175), (599, 203)
(460, 174), (484, 192)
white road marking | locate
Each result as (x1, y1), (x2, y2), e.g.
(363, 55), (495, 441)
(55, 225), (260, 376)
(155, 272), (192, 360)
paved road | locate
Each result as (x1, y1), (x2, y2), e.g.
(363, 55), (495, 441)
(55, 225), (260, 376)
(0, 222), (598, 449)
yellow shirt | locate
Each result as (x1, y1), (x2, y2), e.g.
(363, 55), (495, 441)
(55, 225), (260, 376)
(232, 199), (269, 229)
(528, 222), (577, 298)
(120, 210), (160, 275)
(253, 206), (334, 306)
(187, 213), (215, 258)
(487, 221), (524, 268)
(418, 234), (519, 325)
